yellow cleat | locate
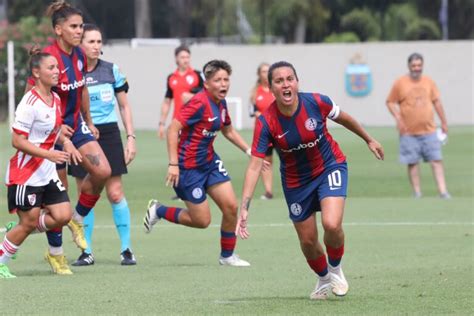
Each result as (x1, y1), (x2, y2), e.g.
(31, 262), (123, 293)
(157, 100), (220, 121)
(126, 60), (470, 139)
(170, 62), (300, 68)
(44, 252), (73, 275)
(67, 219), (87, 250)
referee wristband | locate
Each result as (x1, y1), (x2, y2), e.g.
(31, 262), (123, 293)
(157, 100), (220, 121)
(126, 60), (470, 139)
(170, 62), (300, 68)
(127, 134), (136, 139)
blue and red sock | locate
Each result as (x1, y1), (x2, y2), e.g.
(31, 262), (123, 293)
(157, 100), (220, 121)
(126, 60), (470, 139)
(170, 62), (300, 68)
(326, 244), (344, 267)
(46, 227), (63, 247)
(307, 254), (329, 277)
(156, 204), (182, 224)
(220, 230), (236, 258)
(76, 192), (100, 217)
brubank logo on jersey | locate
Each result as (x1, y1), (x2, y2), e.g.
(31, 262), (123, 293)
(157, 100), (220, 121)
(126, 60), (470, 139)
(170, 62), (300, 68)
(281, 134), (323, 153)
(202, 129), (218, 138)
(60, 78), (85, 91)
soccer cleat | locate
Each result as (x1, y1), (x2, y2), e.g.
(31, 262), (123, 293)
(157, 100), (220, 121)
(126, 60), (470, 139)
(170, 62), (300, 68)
(260, 192), (273, 200)
(67, 219), (87, 250)
(329, 265), (349, 296)
(0, 263), (16, 279)
(143, 199), (160, 233)
(440, 192), (452, 199)
(120, 248), (137, 266)
(413, 191), (422, 199)
(310, 276), (332, 300)
(44, 252), (73, 275)
(219, 254), (251, 267)
(72, 252), (95, 266)
(5, 221), (17, 260)
(170, 195), (182, 201)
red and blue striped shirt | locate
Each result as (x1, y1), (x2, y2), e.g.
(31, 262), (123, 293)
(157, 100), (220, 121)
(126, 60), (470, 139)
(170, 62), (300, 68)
(177, 89), (232, 169)
(252, 92), (346, 189)
(28, 40), (87, 129)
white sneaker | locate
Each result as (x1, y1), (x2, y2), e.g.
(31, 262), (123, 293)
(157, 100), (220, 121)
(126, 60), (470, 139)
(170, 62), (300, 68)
(310, 276), (332, 300)
(219, 254), (251, 267)
(329, 265), (349, 296)
(143, 199), (160, 233)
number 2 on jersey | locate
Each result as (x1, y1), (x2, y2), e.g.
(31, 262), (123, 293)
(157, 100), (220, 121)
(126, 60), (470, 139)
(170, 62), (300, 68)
(215, 160), (228, 176)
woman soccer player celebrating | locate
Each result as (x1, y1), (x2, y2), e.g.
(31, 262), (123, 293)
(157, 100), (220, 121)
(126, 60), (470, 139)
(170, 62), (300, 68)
(144, 60), (251, 267)
(237, 61), (384, 299)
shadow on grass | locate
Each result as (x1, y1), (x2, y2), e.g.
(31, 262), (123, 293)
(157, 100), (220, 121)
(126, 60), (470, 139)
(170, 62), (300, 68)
(215, 296), (347, 303)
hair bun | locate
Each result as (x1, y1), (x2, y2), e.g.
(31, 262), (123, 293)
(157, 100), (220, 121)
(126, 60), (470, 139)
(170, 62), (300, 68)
(29, 45), (42, 56)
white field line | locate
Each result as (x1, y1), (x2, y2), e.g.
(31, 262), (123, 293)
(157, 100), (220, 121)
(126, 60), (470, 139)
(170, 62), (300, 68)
(1, 221), (472, 233)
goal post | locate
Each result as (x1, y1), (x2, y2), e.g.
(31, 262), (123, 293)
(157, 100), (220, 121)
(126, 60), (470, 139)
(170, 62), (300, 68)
(225, 97), (243, 130)
(7, 40), (15, 130)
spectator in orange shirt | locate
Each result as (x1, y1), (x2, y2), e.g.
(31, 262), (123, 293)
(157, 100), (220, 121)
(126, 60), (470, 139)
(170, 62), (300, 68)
(386, 53), (450, 199)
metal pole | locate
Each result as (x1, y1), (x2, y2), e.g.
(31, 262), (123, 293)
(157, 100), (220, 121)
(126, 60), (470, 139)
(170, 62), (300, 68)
(260, 0), (266, 44)
(7, 40), (15, 130)
(439, 0), (449, 40)
(216, 0), (222, 44)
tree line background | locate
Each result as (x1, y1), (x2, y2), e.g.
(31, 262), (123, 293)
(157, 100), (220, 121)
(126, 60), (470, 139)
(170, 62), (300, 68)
(0, 0), (472, 120)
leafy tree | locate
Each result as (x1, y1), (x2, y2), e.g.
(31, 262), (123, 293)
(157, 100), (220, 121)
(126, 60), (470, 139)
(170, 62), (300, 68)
(267, 0), (330, 43)
(404, 18), (441, 40)
(383, 3), (419, 41)
(340, 7), (381, 41)
(323, 31), (359, 43)
(0, 16), (53, 119)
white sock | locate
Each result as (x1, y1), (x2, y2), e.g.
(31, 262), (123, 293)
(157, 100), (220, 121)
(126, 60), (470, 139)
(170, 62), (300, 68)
(48, 246), (63, 256)
(0, 237), (19, 264)
(319, 272), (331, 282)
(72, 211), (83, 223)
(328, 263), (341, 273)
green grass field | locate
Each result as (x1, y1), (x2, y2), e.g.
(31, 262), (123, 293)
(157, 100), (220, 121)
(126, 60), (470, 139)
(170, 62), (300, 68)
(0, 124), (473, 315)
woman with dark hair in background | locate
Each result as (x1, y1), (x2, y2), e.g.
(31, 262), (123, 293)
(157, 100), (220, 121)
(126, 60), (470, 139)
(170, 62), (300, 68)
(249, 62), (275, 200)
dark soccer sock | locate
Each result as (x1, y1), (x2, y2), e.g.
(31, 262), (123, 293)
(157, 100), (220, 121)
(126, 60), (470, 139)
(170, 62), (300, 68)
(46, 228), (63, 247)
(220, 230), (236, 258)
(307, 254), (329, 277)
(156, 204), (182, 224)
(76, 193), (100, 217)
(326, 244), (344, 267)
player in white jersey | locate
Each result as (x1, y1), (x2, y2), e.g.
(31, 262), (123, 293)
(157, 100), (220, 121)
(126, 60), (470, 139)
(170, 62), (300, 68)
(0, 49), (73, 278)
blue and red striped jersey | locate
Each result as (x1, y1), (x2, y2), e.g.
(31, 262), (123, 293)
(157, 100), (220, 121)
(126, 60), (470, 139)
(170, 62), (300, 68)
(177, 89), (231, 169)
(28, 40), (87, 129)
(252, 92), (346, 189)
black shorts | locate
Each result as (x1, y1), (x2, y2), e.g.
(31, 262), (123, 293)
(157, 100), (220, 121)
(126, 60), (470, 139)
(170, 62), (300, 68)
(68, 122), (127, 179)
(8, 179), (70, 213)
